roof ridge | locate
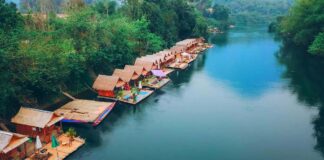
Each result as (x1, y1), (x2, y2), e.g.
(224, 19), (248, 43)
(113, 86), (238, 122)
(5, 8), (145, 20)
(20, 106), (53, 114)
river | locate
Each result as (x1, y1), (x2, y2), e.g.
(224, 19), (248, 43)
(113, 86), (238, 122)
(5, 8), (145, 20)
(67, 26), (324, 160)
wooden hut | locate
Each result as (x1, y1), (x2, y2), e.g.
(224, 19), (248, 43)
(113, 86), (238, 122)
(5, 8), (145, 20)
(197, 37), (205, 43)
(156, 51), (175, 64)
(0, 131), (29, 160)
(140, 55), (165, 69)
(170, 45), (186, 61)
(140, 56), (162, 66)
(55, 99), (116, 126)
(134, 58), (156, 72)
(92, 75), (125, 98)
(167, 46), (190, 70)
(124, 65), (148, 76)
(176, 39), (198, 51)
(11, 107), (64, 143)
(113, 69), (140, 82)
(113, 67), (154, 105)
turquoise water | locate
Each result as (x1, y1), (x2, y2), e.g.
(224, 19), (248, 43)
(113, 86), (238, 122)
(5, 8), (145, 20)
(67, 27), (324, 160)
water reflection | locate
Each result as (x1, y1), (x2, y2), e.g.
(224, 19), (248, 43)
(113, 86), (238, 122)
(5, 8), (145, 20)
(276, 45), (324, 157)
(210, 33), (229, 46)
(169, 52), (206, 86)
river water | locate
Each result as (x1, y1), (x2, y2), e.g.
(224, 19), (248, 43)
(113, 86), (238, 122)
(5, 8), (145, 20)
(67, 27), (324, 160)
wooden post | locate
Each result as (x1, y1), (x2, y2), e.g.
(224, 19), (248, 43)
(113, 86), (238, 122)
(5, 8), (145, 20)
(61, 92), (76, 100)
(60, 121), (63, 134)
(43, 128), (46, 142)
(24, 142), (27, 158)
(0, 123), (9, 132)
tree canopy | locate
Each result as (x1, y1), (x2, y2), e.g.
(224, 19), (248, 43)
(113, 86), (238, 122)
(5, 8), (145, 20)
(0, 0), (209, 119)
(274, 0), (324, 55)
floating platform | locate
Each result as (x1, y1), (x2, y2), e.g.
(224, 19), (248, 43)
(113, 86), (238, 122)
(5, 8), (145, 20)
(163, 68), (174, 75)
(27, 134), (85, 160)
(185, 54), (198, 64)
(118, 89), (154, 105)
(142, 77), (171, 89)
(168, 63), (189, 70)
(55, 99), (116, 126)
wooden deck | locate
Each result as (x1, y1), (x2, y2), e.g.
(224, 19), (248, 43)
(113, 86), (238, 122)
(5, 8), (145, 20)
(142, 78), (171, 89)
(55, 100), (116, 126)
(27, 134), (85, 160)
(168, 63), (188, 70)
(118, 89), (154, 105)
(185, 54), (198, 63)
(163, 68), (174, 75)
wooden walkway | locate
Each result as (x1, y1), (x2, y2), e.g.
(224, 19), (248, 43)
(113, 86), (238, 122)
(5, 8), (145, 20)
(27, 134), (85, 160)
(118, 89), (154, 105)
(168, 63), (188, 70)
(142, 78), (171, 89)
(163, 68), (174, 75)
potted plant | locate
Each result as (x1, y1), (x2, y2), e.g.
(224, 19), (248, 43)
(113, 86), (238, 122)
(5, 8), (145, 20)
(66, 128), (77, 146)
(131, 87), (139, 103)
(116, 90), (124, 100)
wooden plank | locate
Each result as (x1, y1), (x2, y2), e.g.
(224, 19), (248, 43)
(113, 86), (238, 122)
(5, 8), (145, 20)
(26, 134), (85, 160)
(118, 89), (154, 105)
(142, 78), (171, 89)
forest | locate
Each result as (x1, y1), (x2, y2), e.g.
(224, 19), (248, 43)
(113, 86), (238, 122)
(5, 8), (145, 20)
(270, 0), (324, 55)
(214, 0), (293, 25)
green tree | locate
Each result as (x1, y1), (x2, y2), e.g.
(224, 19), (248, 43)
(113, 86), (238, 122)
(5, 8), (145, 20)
(0, 0), (23, 117)
(278, 0), (324, 55)
(309, 33), (324, 55)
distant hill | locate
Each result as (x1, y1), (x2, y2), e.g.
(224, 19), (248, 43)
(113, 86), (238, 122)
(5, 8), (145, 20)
(213, 0), (294, 25)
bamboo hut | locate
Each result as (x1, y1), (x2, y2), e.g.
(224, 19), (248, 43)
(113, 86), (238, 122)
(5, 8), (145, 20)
(92, 75), (125, 98)
(197, 37), (205, 43)
(0, 131), (29, 160)
(124, 65), (148, 76)
(176, 38), (198, 51)
(55, 99), (116, 126)
(113, 69), (140, 82)
(152, 52), (174, 75)
(142, 69), (171, 89)
(168, 45), (189, 69)
(139, 56), (162, 66)
(134, 58), (156, 72)
(111, 68), (154, 105)
(11, 107), (64, 143)
(112, 68), (140, 91)
(176, 38), (206, 54)
(155, 51), (175, 64)
(140, 55), (165, 69)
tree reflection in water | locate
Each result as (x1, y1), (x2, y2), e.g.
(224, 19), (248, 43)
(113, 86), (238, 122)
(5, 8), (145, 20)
(277, 44), (324, 156)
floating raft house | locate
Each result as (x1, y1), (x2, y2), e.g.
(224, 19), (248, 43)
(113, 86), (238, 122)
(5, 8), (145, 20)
(11, 107), (64, 143)
(55, 99), (116, 126)
(0, 130), (29, 160)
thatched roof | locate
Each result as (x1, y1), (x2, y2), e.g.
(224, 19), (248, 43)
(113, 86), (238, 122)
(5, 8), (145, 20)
(0, 131), (29, 154)
(141, 55), (165, 64)
(124, 68), (140, 80)
(11, 107), (64, 128)
(134, 58), (155, 71)
(55, 100), (115, 123)
(156, 50), (172, 57)
(124, 65), (147, 76)
(113, 69), (139, 82)
(170, 45), (186, 54)
(176, 39), (197, 46)
(92, 75), (124, 91)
